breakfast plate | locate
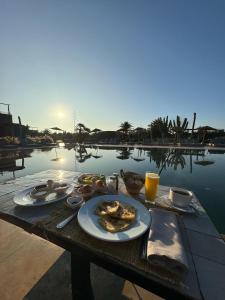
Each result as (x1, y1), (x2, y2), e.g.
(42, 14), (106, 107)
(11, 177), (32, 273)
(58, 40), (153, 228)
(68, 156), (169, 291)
(77, 173), (102, 184)
(77, 194), (151, 242)
(13, 183), (74, 206)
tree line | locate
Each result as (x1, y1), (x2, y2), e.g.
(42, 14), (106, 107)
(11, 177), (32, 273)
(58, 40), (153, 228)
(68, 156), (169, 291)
(26, 112), (224, 145)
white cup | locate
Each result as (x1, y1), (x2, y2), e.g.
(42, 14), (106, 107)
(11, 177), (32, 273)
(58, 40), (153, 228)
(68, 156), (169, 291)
(169, 187), (193, 208)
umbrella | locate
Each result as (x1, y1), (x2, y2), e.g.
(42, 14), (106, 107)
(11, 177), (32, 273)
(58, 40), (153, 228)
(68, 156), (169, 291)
(131, 156), (145, 162)
(116, 155), (130, 160)
(196, 126), (217, 131)
(76, 153), (92, 163)
(51, 157), (63, 162)
(92, 155), (103, 159)
(208, 150), (225, 154)
(194, 160), (215, 166)
(50, 127), (63, 131)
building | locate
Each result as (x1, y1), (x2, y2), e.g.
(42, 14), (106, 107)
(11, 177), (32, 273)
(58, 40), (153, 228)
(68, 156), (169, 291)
(0, 112), (13, 136)
(0, 103), (26, 138)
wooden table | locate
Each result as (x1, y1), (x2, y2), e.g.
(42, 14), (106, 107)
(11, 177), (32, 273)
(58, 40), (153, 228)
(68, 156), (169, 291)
(0, 170), (225, 300)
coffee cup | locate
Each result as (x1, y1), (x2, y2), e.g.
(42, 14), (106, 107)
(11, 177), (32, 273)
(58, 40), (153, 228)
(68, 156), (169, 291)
(169, 187), (193, 208)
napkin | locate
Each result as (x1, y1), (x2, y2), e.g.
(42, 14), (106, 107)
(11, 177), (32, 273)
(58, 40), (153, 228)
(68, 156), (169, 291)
(142, 208), (189, 282)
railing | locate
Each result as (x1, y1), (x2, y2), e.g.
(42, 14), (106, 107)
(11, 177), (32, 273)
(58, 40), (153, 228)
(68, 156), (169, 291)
(0, 103), (11, 114)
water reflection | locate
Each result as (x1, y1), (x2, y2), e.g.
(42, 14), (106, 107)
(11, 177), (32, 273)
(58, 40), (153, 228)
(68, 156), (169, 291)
(145, 148), (215, 174)
(131, 148), (145, 162)
(40, 147), (53, 152)
(0, 149), (33, 178)
(0, 146), (220, 179)
(116, 148), (133, 160)
(75, 144), (92, 163)
(194, 160), (214, 166)
(167, 149), (186, 170)
(51, 148), (64, 162)
(146, 148), (169, 169)
(91, 147), (103, 159)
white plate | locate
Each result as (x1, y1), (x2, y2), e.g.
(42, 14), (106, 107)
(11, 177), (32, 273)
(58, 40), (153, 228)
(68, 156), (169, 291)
(13, 184), (74, 207)
(77, 194), (151, 242)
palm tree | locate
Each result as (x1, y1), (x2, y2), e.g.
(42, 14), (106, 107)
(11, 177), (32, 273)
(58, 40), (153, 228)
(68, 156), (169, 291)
(148, 116), (170, 143)
(75, 123), (90, 143)
(147, 124), (153, 143)
(171, 116), (189, 144)
(134, 127), (145, 143)
(191, 112), (197, 140)
(119, 121), (132, 142)
(119, 121), (132, 133)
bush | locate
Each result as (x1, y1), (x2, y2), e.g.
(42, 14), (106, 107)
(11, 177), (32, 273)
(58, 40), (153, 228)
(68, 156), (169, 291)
(26, 135), (54, 144)
(0, 136), (20, 145)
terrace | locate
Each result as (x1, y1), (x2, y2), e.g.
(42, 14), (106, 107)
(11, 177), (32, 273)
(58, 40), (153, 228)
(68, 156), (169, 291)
(0, 169), (224, 300)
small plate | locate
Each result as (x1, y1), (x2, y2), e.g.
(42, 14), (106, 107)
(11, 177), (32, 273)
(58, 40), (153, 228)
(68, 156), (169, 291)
(74, 186), (95, 198)
(77, 194), (151, 242)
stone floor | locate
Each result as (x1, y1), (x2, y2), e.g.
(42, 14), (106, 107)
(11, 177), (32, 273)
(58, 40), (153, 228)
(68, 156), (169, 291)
(0, 220), (162, 300)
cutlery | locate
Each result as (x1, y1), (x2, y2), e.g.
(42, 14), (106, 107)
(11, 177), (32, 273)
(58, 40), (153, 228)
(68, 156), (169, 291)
(56, 211), (78, 229)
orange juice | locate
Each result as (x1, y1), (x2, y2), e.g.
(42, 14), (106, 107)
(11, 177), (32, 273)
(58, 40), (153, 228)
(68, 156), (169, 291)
(145, 172), (160, 201)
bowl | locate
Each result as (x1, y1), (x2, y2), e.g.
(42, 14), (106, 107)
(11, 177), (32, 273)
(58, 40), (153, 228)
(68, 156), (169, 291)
(73, 184), (95, 199)
(121, 171), (145, 195)
(169, 187), (193, 208)
(66, 196), (84, 209)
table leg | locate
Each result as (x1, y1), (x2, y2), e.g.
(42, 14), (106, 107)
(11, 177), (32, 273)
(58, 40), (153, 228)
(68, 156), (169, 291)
(71, 252), (94, 300)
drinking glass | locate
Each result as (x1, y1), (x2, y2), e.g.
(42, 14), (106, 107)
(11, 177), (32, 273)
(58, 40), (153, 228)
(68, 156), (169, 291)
(106, 176), (117, 193)
(145, 172), (160, 202)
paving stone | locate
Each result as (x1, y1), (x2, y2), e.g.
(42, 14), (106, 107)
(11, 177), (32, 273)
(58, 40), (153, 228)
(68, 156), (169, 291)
(193, 255), (225, 300)
(186, 229), (225, 265)
(182, 214), (220, 238)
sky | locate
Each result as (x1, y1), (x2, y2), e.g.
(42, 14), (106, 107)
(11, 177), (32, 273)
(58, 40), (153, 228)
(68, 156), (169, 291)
(0, 0), (225, 132)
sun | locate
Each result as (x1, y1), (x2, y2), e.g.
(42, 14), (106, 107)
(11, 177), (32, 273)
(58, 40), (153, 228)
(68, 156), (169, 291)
(57, 111), (64, 118)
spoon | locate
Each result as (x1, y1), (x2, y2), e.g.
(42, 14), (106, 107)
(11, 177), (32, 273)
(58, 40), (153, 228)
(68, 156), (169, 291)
(56, 198), (83, 229)
(56, 211), (79, 229)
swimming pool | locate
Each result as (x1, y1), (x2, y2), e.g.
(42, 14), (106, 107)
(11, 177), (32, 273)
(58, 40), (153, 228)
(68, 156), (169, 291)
(1, 146), (225, 233)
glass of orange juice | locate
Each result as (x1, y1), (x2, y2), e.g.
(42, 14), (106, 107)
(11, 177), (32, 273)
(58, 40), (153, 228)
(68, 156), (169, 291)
(145, 172), (160, 202)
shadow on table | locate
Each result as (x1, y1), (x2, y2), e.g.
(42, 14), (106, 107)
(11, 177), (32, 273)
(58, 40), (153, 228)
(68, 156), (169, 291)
(24, 251), (130, 300)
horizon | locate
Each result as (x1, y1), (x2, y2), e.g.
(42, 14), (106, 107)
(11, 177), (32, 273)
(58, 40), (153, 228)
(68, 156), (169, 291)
(1, 0), (225, 131)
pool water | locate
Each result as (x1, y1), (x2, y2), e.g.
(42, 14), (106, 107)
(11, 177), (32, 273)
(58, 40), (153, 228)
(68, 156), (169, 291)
(1, 146), (225, 233)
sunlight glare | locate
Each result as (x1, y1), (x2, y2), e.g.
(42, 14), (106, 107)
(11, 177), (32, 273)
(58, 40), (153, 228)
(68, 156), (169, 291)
(57, 111), (64, 118)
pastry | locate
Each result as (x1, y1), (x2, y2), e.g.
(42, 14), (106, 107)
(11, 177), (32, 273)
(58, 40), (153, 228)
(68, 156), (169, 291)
(95, 201), (120, 216)
(98, 216), (132, 233)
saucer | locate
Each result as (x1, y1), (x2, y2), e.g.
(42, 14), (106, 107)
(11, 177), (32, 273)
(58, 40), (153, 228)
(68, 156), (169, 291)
(170, 202), (196, 214)
(156, 194), (196, 214)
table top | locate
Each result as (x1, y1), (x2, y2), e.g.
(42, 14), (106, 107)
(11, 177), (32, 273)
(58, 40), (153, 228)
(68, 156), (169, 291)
(0, 170), (225, 300)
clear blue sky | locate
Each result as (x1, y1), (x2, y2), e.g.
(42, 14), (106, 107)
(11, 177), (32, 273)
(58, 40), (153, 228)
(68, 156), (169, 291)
(1, 0), (225, 132)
